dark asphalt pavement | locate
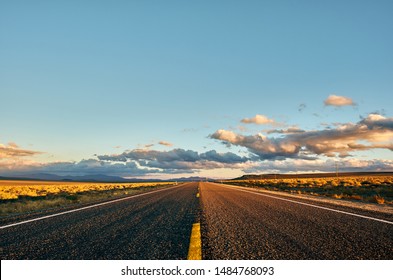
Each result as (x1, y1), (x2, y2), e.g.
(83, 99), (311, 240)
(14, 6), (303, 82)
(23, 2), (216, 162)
(200, 182), (393, 259)
(1, 182), (392, 259)
(0, 183), (199, 259)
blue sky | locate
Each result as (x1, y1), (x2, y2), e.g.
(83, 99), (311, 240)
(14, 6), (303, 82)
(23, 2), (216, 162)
(1, 0), (393, 179)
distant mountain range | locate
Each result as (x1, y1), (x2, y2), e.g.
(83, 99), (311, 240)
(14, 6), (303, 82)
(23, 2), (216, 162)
(172, 176), (213, 182)
(0, 173), (213, 182)
(0, 173), (134, 182)
(2, 172), (392, 183)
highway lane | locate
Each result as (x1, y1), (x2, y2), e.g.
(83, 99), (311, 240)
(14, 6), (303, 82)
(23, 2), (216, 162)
(0, 183), (199, 259)
(200, 182), (393, 259)
(1, 181), (392, 260)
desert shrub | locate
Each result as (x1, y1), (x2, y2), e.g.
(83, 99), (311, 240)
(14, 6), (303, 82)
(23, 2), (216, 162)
(349, 195), (362, 200)
(373, 195), (385, 204)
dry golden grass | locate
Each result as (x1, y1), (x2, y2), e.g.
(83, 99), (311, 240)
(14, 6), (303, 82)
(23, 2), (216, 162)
(0, 180), (172, 200)
(224, 175), (393, 205)
(0, 180), (174, 216)
(373, 195), (385, 204)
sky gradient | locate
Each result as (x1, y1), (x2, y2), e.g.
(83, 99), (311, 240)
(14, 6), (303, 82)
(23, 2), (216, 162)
(1, 0), (393, 179)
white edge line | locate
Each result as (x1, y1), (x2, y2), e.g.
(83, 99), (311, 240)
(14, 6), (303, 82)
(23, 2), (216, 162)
(216, 183), (393, 225)
(0, 184), (184, 230)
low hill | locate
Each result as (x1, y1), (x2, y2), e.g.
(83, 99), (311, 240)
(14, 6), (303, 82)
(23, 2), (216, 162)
(232, 172), (393, 180)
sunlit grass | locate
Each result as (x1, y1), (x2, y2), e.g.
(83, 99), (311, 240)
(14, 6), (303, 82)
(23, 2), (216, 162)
(0, 180), (172, 200)
(223, 176), (393, 205)
(0, 180), (174, 216)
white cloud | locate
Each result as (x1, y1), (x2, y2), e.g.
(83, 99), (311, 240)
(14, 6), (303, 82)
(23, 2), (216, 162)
(324, 94), (355, 107)
(0, 142), (42, 159)
(241, 114), (276, 125)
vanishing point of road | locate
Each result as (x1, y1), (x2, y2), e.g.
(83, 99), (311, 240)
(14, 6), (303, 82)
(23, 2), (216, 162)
(1, 182), (392, 259)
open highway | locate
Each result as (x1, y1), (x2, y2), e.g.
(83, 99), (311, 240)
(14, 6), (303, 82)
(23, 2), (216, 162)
(199, 182), (393, 259)
(1, 182), (392, 259)
(0, 183), (199, 259)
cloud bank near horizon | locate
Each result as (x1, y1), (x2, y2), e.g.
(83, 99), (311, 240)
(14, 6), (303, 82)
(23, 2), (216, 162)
(1, 95), (392, 178)
(1, 148), (392, 178)
(1, 145), (392, 178)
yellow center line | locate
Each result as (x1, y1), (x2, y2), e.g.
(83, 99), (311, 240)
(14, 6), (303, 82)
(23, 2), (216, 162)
(187, 222), (202, 260)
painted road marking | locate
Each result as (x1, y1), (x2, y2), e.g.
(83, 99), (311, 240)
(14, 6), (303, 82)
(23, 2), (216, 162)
(216, 183), (393, 225)
(187, 222), (202, 260)
(0, 184), (186, 230)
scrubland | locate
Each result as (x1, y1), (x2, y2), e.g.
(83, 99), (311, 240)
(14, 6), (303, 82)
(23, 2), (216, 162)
(223, 176), (393, 205)
(0, 180), (173, 216)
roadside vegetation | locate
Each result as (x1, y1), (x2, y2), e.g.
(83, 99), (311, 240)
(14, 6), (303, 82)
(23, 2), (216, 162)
(223, 176), (393, 205)
(0, 180), (174, 216)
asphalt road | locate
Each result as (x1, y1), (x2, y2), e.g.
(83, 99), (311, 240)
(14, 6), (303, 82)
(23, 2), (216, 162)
(1, 182), (392, 259)
(200, 182), (393, 259)
(0, 183), (199, 259)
